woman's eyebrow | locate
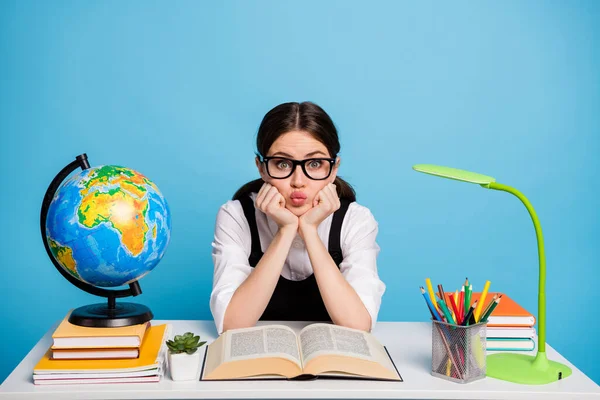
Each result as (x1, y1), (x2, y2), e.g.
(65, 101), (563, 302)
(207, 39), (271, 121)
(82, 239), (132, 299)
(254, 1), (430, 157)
(304, 150), (328, 157)
(271, 151), (294, 158)
(270, 150), (328, 158)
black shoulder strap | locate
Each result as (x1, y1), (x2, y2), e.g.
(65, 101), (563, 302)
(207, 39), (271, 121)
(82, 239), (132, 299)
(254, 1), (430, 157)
(328, 199), (352, 267)
(238, 195), (263, 267)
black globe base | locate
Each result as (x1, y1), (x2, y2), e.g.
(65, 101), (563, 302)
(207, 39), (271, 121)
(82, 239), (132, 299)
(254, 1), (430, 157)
(68, 302), (153, 328)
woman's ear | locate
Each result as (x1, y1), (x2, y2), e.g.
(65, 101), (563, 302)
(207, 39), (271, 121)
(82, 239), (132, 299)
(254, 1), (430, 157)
(329, 156), (340, 183)
(255, 156), (267, 180)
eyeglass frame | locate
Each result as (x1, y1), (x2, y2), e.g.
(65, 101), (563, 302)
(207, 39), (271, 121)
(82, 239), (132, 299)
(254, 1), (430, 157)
(258, 155), (337, 180)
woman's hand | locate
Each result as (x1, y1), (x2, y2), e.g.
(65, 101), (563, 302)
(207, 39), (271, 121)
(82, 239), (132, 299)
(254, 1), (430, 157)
(255, 183), (298, 231)
(299, 183), (340, 237)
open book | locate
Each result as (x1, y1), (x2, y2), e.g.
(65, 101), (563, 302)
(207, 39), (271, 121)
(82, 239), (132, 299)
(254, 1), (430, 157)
(200, 323), (402, 381)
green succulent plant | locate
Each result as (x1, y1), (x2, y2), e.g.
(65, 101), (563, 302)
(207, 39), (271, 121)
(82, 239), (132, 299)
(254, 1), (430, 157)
(166, 332), (206, 355)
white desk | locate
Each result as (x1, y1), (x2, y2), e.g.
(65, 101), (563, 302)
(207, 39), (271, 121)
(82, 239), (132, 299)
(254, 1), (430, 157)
(1, 320), (599, 399)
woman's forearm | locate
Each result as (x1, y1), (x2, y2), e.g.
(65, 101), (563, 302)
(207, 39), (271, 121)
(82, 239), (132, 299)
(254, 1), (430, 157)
(222, 226), (296, 332)
(302, 227), (372, 331)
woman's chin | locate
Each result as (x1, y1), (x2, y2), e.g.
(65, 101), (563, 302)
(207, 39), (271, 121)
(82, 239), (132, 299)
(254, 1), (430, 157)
(287, 204), (310, 216)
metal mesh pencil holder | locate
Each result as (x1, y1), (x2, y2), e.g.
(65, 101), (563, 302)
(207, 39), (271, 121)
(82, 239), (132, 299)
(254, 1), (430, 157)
(431, 319), (487, 383)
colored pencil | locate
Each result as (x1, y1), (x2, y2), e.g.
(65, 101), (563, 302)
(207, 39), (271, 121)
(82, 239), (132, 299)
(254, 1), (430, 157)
(425, 278), (440, 313)
(474, 280), (491, 321)
(478, 294), (498, 323)
(448, 293), (461, 325)
(480, 295), (502, 323)
(420, 287), (442, 321)
(437, 298), (456, 325)
(465, 282), (472, 317)
(462, 301), (478, 326)
(459, 287), (465, 322)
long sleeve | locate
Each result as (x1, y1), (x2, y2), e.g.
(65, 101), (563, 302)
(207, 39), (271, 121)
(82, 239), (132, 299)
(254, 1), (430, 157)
(209, 200), (254, 334)
(339, 204), (386, 331)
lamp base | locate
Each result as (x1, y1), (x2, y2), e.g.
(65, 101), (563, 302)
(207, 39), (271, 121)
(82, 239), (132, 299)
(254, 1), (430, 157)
(487, 352), (572, 384)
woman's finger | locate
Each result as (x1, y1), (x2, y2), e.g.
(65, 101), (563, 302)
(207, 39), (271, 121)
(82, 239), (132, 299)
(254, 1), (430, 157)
(261, 186), (279, 211)
(313, 190), (323, 207)
(318, 184), (338, 213)
(328, 183), (337, 198)
(255, 183), (270, 207)
(274, 192), (286, 209)
(257, 186), (273, 210)
(322, 184), (334, 202)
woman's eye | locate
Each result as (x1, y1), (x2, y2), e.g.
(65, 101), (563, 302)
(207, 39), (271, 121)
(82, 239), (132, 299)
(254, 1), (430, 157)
(309, 160), (322, 169)
(277, 161), (290, 169)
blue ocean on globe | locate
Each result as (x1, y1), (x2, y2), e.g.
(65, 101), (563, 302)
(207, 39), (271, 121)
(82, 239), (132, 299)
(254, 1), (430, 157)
(45, 165), (171, 287)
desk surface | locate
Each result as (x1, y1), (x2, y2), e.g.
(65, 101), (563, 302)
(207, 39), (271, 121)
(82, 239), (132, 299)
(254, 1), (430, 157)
(1, 320), (599, 399)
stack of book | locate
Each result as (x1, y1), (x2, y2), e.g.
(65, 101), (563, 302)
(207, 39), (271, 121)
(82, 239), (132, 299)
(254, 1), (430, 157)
(470, 292), (536, 351)
(33, 312), (170, 385)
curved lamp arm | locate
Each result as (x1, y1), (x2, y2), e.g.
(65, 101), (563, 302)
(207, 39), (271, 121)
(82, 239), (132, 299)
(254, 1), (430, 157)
(484, 182), (546, 354)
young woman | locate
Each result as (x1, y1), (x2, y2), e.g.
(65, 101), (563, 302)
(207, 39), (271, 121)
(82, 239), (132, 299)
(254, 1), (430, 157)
(210, 101), (385, 334)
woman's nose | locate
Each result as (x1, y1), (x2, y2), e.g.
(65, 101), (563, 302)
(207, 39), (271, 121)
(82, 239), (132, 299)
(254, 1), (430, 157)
(290, 164), (306, 187)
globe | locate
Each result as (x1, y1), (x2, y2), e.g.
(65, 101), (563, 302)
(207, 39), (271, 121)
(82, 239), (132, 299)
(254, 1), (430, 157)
(45, 164), (171, 288)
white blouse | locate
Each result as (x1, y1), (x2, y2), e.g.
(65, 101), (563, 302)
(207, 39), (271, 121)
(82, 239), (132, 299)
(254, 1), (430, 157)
(210, 193), (386, 334)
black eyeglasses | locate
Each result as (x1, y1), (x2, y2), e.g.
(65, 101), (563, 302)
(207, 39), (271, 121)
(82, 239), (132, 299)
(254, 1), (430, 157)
(260, 156), (336, 180)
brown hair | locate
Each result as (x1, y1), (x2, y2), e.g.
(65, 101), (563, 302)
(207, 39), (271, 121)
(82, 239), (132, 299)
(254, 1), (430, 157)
(233, 101), (356, 201)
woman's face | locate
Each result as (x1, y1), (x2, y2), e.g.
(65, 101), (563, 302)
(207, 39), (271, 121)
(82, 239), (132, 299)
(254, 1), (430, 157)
(255, 130), (339, 217)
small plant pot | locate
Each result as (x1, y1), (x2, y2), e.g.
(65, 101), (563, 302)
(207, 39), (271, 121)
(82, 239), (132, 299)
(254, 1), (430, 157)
(168, 351), (201, 381)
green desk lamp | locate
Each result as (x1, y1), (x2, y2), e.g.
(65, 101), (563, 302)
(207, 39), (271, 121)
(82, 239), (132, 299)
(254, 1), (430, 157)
(412, 164), (572, 384)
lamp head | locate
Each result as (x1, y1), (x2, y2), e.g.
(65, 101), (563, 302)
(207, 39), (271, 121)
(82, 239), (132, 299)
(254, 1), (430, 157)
(412, 164), (496, 187)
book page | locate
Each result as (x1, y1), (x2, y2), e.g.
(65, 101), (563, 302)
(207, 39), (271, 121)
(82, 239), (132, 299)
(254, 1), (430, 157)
(223, 325), (301, 367)
(299, 323), (392, 368)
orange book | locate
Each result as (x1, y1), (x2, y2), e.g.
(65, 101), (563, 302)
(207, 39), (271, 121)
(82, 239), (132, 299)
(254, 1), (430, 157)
(51, 311), (150, 349)
(447, 292), (535, 327)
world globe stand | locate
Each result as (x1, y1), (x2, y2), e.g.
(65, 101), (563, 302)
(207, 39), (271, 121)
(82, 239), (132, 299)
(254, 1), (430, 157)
(40, 153), (154, 328)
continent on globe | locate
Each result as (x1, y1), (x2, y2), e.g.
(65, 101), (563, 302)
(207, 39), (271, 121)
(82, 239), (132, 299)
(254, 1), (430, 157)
(79, 188), (149, 256)
(48, 238), (79, 279)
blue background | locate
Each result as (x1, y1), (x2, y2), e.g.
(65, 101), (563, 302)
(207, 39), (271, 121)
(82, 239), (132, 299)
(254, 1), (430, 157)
(1, 0), (598, 385)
